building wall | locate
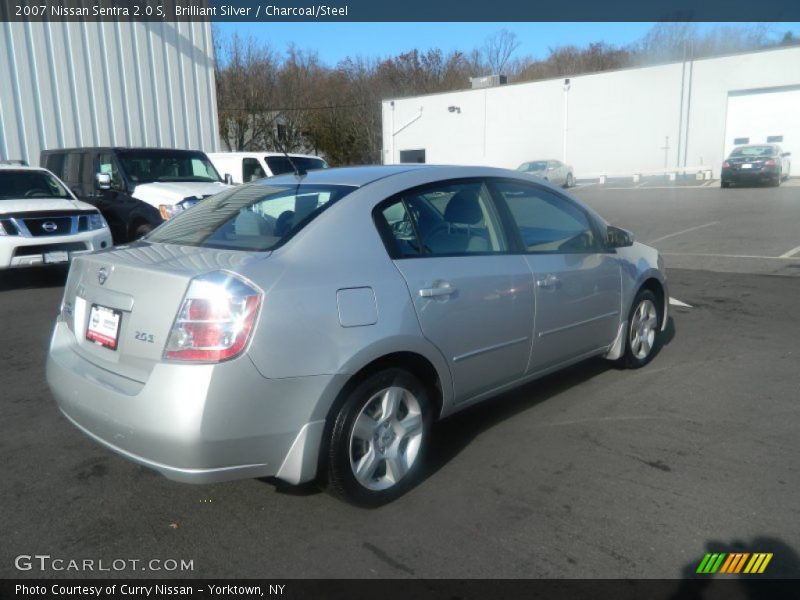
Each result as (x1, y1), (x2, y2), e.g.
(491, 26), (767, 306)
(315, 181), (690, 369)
(0, 21), (219, 167)
(382, 46), (800, 177)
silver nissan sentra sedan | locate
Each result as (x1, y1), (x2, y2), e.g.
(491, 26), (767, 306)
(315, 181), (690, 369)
(47, 165), (668, 506)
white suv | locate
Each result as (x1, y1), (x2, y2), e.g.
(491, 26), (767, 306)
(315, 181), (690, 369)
(0, 165), (112, 269)
(207, 152), (328, 184)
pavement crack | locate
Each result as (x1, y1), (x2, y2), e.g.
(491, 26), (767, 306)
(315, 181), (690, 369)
(362, 542), (415, 575)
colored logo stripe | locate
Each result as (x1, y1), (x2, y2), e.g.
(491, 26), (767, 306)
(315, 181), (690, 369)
(744, 553), (773, 574)
(696, 552), (773, 574)
(720, 553), (749, 573)
(697, 553), (726, 574)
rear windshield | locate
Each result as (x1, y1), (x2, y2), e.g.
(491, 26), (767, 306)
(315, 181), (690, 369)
(265, 156), (328, 176)
(145, 183), (355, 251)
(729, 146), (776, 157)
(518, 161), (548, 172)
(0, 170), (71, 200)
(116, 150), (222, 184)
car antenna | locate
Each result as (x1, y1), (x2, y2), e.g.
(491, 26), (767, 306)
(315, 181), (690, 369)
(276, 140), (306, 178)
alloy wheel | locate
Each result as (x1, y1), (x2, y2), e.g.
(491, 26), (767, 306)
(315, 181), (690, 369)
(629, 298), (658, 360)
(348, 386), (424, 491)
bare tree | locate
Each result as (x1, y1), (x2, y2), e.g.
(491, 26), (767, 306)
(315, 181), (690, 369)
(633, 22), (775, 64)
(270, 45), (326, 153)
(482, 29), (520, 75)
(215, 33), (279, 151)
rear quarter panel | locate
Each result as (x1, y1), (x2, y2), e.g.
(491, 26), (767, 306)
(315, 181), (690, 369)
(240, 177), (456, 413)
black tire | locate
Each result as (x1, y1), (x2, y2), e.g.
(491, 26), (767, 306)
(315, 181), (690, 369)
(324, 368), (433, 507)
(721, 180), (731, 188)
(619, 289), (662, 369)
(772, 171), (782, 187)
(132, 222), (153, 240)
(564, 173), (574, 188)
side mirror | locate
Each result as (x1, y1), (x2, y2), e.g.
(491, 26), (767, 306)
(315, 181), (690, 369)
(224, 173), (234, 185)
(783, 152), (792, 157)
(95, 173), (112, 190)
(607, 225), (634, 248)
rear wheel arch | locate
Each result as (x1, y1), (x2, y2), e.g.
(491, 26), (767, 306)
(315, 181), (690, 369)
(317, 351), (443, 501)
(316, 351), (444, 484)
(331, 352), (443, 424)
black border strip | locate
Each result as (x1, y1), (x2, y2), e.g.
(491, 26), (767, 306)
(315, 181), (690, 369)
(3, 578), (800, 600)
(2, 0), (800, 22)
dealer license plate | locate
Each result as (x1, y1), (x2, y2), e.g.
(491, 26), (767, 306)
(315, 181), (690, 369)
(86, 304), (122, 350)
(43, 251), (69, 264)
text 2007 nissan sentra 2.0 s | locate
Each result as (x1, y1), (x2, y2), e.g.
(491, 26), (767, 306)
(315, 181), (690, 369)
(47, 165), (668, 506)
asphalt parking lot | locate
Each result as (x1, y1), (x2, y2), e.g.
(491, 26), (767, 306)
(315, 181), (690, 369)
(1, 182), (799, 580)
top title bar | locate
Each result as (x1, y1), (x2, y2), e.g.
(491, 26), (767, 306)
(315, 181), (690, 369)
(1, 0), (800, 21)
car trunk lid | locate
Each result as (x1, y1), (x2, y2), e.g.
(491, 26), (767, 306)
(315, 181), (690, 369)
(61, 242), (263, 382)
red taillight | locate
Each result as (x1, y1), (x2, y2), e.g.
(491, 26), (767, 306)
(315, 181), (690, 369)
(164, 272), (262, 362)
(722, 161), (730, 168)
(764, 159), (776, 167)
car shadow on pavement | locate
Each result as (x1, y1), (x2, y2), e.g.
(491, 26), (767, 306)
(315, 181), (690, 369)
(667, 536), (800, 599)
(0, 266), (68, 292)
(423, 315), (676, 485)
(260, 476), (321, 497)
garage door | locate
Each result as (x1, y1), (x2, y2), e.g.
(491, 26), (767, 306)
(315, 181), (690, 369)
(724, 87), (800, 171)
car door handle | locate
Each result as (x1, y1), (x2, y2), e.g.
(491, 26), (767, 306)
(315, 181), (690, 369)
(419, 282), (457, 298)
(535, 274), (560, 289)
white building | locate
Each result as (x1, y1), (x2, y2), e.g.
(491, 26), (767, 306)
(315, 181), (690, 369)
(382, 46), (800, 178)
(0, 21), (220, 167)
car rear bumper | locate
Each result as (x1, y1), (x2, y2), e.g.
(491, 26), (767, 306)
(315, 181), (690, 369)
(0, 229), (112, 269)
(721, 167), (779, 183)
(47, 319), (343, 484)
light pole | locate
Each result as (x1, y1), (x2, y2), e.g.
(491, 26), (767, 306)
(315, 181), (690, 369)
(563, 78), (571, 164)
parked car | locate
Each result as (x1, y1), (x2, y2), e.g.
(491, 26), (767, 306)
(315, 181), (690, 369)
(47, 165), (668, 506)
(517, 159), (574, 188)
(0, 164), (112, 269)
(41, 147), (231, 243)
(207, 152), (328, 184)
(721, 144), (791, 188)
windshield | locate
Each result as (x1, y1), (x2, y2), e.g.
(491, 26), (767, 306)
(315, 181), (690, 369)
(146, 183), (355, 251)
(116, 150), (222, 184)
(518, 161), (548, 172)
(730, 146), (776, 158)
(0, 170), (71, 200)
(265, 156), (328, 176)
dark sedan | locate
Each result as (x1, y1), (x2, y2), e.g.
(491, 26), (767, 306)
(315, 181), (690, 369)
(721, 144), (791, 188)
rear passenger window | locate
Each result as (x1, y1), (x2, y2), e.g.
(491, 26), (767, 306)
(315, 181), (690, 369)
(493, 181), (598, 253)
(242, 158), (265, 183)
(45, 154), (66, 179)
(379, 201), (422, 257)
(79, 153), (94, 187)
(62, 153), (81, 185)
(376, 181), (508, 257)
